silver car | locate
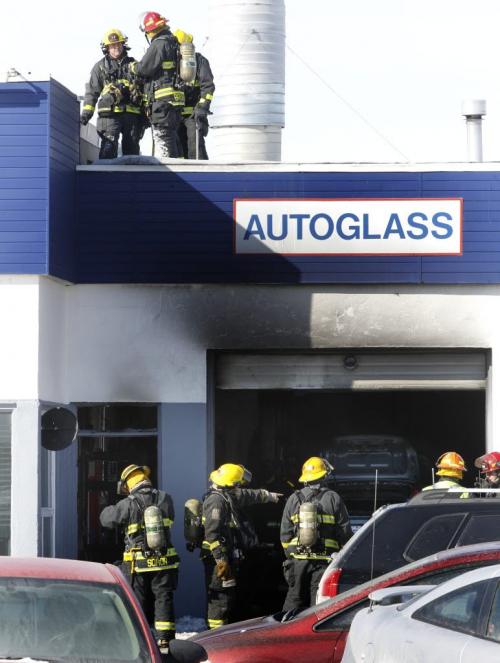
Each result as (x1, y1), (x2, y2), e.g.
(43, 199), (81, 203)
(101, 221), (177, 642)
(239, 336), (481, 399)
(342, 563), (500, 662)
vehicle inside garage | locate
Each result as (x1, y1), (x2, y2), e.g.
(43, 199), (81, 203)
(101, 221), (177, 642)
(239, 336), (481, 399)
(214, 377), (485, 617)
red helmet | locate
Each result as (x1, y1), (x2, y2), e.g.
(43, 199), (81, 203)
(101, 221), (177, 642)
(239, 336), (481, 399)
(475, 451), (500, 474)
(140, 11), (168, 33)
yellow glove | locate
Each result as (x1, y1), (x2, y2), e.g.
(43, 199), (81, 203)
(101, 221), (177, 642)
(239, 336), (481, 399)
(215, 559), (232, 581)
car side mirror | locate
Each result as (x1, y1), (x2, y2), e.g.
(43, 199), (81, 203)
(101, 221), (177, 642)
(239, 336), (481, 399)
(161, 640), (208, 663)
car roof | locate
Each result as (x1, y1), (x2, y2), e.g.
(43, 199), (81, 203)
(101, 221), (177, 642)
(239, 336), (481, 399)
(0, 557), (118, 583)
(315, 541), (500, 621)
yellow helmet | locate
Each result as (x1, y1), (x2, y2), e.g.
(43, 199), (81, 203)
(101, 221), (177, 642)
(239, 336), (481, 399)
(436, 452), (467, 480)
(120, 464), (151, 492)
(101, 28), (128, 49)
(174, 29), (193, 44)
(210, 463), (252, 488)
(299, 456), (333, 483)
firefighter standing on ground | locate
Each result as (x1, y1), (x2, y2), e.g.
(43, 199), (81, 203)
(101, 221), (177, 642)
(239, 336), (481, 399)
(475, 451), (500, 493)
(422, 451), (468, 495)
(280, 456), (353, 611)
(131, 12), (184, 158)
(99, 464), (179, 647)
(81, 29), (144, 159)
(201, 463), (282, 629)
(173, 29), (215, 160)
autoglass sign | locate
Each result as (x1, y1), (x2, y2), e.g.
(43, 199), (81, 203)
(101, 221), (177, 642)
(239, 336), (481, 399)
(233, 198), (463, 255)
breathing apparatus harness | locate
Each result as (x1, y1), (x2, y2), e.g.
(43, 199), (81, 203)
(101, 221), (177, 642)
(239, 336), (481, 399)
(126, 488), (168, 557)
(97, 56), (143, 115)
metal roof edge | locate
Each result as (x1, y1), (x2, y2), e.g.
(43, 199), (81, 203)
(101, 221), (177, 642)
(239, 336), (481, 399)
(76, 161), (500, 173)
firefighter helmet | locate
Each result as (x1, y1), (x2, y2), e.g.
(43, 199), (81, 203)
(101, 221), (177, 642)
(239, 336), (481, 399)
(174, 29), (193, 44)
(436, 451), (467, 479)
(140, 11), (168, 34)
(209, 463), (252, 487)
(101, 28), (128, 50)
(475, 451), (500, 474)
(299, 456), (333, 483)
(120, 464), (151, 492)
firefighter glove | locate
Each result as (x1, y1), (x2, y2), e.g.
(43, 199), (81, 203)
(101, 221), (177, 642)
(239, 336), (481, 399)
(80, 110), (93, 126)
(268, 491), (284, 503)
(215, 559), (232, 581)
(186, 542), (196, 553)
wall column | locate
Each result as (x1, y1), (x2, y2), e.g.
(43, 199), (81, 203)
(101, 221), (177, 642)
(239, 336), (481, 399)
(160, 402), (208, 618)
(11, 400), (40, 556)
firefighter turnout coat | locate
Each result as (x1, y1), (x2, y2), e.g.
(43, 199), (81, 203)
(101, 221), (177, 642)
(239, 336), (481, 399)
(83, 54), (143, 120)
(280, 484), (353, 561)
(181, 52), (215, 119)
(100, 485), (179, 573)
(133, 28), (184, 121)
(202, 487), (275, 562)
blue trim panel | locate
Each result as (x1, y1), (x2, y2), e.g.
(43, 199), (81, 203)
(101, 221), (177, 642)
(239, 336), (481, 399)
(48, 79), (79, 281)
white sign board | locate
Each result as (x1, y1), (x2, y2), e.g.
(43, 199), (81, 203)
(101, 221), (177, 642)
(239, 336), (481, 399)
(234, 199), (463, 255)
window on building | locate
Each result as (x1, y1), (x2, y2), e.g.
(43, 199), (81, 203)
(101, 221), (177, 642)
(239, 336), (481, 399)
(77, 405), (158, 563)
(0, 411), (11, 555)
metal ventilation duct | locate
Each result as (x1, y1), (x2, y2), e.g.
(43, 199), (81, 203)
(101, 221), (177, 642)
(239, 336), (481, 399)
(207, 0), (285, 161)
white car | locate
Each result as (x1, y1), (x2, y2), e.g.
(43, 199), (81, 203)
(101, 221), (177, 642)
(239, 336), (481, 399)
(342, 563), (500, 663)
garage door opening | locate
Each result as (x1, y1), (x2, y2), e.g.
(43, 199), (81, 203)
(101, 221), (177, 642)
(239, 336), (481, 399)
(214, 384), (485, 617)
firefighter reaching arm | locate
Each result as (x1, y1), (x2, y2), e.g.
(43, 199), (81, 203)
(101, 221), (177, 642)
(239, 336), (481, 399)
(280, 456), (353, 611)
(201, 463), (282, 629)
(100, 464), (179, 649)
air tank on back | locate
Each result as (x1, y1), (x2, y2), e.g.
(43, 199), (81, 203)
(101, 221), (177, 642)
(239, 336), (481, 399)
(207, 0), (285, 161)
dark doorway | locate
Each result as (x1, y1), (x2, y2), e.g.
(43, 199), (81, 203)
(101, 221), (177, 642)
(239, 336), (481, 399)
(77, 404), (158, 563)
(214, 388), (485, 615)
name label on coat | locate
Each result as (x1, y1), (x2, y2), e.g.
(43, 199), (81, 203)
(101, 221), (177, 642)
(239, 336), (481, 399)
(233, 198), (463, 255)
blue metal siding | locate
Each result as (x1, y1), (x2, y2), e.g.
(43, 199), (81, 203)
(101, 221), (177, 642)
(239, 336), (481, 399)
(75, 169), (500, 284)
(0, 82), (49, 273)
(422, 172), (500, 283)
(48, 79), (79, 281)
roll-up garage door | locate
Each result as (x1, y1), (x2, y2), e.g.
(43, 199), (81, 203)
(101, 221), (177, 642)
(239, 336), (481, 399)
(215, 352), (488, 390)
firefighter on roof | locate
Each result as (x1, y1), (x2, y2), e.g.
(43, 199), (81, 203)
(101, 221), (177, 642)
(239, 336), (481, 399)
(200, 463), (282, 629)
(100, 464), (179, 648)
(423, 451), (469, 496)
(131, 12), (184, 158)
(280, 456), (353, 610)
(173, 29), (215, 160)
(81, 29), (145, 159)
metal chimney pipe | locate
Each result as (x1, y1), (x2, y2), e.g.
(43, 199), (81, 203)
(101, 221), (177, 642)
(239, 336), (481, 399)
(207, 0), (285, 161)
(461, 100), (486, 162)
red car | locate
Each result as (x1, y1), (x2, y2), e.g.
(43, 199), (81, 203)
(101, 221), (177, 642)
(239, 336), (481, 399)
(192, 541), (500, 663)
(0, 557), (205, 663)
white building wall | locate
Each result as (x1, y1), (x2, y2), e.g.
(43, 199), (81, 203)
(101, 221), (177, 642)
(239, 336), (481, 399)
(3, 274), (500, 569)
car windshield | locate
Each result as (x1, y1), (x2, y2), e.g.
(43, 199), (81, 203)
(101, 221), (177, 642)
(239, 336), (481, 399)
(0, 578), (150, 663)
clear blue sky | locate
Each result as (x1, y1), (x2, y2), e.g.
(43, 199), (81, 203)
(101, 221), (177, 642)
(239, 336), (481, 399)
(1, 0), (499, 162)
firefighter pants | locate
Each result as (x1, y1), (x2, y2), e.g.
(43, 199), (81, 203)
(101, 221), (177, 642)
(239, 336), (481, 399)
(177, 116), (209, 160)
(282, 558), (328, 611)
(131, 568), (178, 642)
(203, 558), (237, 629)
(151, 104), (182, 158)
(96, 114), (142, 159)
